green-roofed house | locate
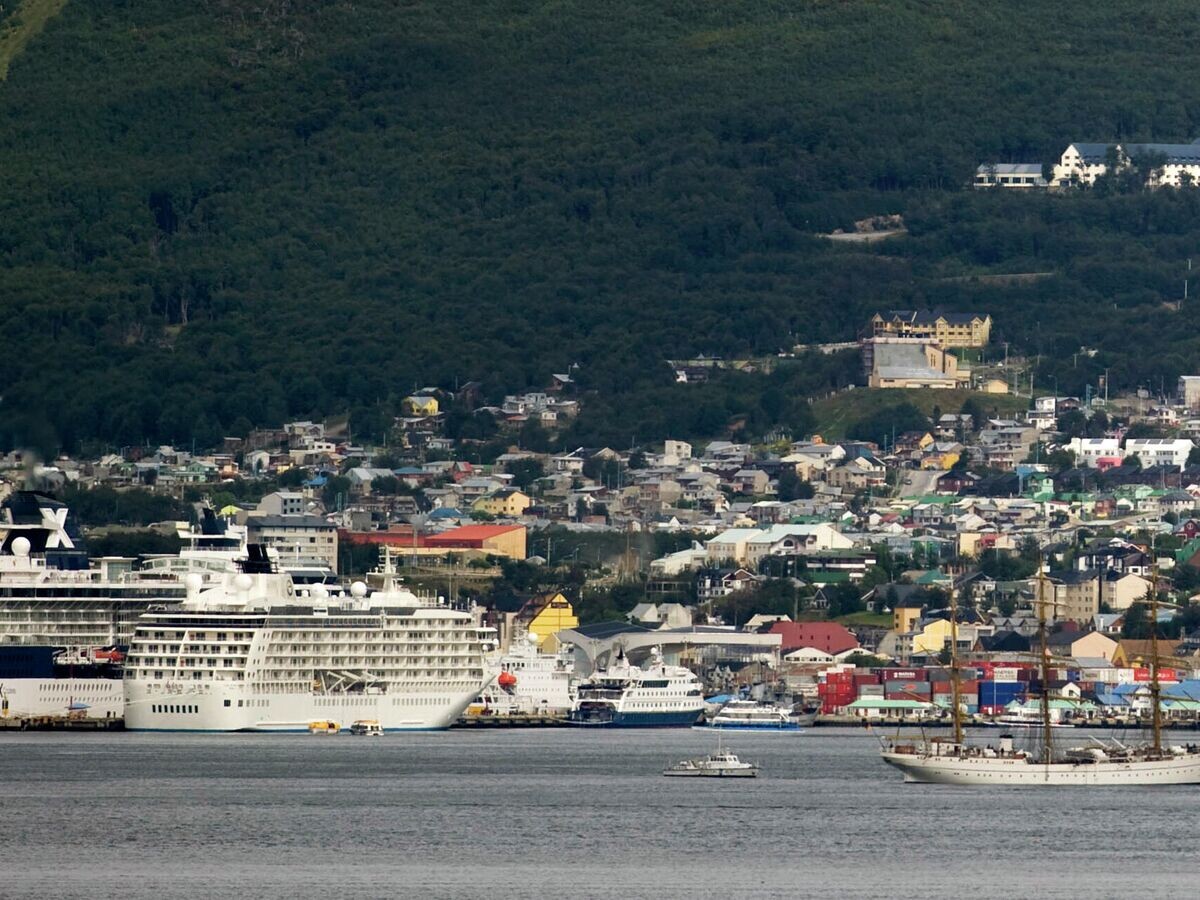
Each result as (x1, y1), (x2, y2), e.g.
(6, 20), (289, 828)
(844, 697), (940, 722)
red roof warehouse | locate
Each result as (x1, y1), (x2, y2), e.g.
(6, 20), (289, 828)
(768, 622), (860, 655)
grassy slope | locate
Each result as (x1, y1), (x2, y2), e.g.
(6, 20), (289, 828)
(0, 0), (66, 79)
(811, 389), (1028, 439)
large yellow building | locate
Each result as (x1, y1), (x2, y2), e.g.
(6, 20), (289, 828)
(522, 592), (580, 648)
(870, 311), (992, 348)
(473, 489), (532, 518)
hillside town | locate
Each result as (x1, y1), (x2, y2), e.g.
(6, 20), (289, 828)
(12, 307), (1200, 728)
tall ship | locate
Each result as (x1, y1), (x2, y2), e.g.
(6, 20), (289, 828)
(0, 492), (209, 719)
(879, 570), (1200, 785)
(568, 648), (703, 727)
(123, 548), (492, 731)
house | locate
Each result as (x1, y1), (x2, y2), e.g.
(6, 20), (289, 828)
(1068, 437), (1122, 468)
(869, 310), (993, 348)
(256, 491), (306, 516)
(1124, 438), (1194, 471)
(767, 621), (860, 655)
(1067, 630), (1119, 662)
(473, 489), (532, 518)
(246, 514), (339, 572)
(974, 163), (1048, 189)
(825, 456), (887, 490)
(402, 394), (440, 416)
(1112, 639), (1182, 669)
(519, 592), (580, 649)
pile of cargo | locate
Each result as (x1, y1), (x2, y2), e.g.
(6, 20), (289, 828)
(816, 659), (1188, 717)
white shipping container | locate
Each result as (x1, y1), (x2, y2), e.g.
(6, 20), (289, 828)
(858, 685), (884, 697)
(992, 667), (1020, 682)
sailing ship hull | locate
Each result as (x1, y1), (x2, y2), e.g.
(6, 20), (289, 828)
(881, 751), (1200, 785)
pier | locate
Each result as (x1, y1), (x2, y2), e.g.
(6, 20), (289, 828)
(0, 715), (125, 732)
(454, 714), (569, 728)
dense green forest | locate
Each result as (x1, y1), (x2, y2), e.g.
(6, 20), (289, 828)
(3, 0), (1200, 454)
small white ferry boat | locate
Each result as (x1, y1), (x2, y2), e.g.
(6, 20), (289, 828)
(663, 744), (759, 778)
(703, 699), (804, 731)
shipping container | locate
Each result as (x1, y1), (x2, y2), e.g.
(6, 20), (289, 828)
(853, 672), (881, 685)
(883, 670), (927, 681)
(857, 685), (885, 698)
(992, 667), (1020, 682)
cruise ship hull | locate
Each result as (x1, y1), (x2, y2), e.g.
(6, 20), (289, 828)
(125, 682), (482, 732)
(567, 709), (702, 727)
(1, 677), (124, 719)
(881, 751), (1200, 785)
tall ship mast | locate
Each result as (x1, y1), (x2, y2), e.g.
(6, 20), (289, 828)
(879, 554), (1200, 785)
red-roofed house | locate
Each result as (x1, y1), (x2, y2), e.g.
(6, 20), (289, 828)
(767, 622), (859, 656)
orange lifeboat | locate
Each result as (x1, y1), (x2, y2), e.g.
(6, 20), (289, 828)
(497, 671), (518, 689)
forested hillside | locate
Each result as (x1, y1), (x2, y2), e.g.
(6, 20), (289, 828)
(3, 0), (1200, 453)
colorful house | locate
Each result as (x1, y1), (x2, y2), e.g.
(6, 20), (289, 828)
(521, 592), (580, 648)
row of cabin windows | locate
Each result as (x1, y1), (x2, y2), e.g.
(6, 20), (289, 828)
(152, 704), (197, 714)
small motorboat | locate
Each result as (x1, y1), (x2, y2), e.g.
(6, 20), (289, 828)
(350, 720), (384, 736)
(663, 745), (759, 778)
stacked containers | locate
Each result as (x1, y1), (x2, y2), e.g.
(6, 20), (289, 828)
(819, 668), (856, 713)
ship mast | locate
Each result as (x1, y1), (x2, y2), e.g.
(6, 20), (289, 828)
(949, 583), (963, 745)
(1036, 560), (1052, 762)
(1149, 563), (1163, 755)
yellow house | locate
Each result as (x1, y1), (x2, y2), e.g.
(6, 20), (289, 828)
(920, 449), (961, 470)
(912, 618), (953, 657)
(403, 394), (439, 416)
(523, 592), (580, 648)
(893, 605), (922, 635)
(473, 489), (532, 518)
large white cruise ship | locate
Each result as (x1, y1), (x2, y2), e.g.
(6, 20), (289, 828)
(123, 549), (492, 731)
(568, 649), (703, 727)
(0, 492), (206, 718)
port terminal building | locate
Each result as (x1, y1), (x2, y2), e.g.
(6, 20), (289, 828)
(555, 622), (782, 675)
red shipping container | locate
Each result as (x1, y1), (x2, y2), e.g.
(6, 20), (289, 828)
(884, 670), (926, 681)
(1134, 668), (1150, 682)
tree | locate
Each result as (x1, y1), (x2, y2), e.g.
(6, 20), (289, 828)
(776, 466), (814, 501)
(508, 458), (545, 491)
(322, 475), (351, 509)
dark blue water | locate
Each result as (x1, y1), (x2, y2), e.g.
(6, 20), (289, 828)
(1, 727), (1196, 899)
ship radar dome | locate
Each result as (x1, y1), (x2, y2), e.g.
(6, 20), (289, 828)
(350, 581), (368, 599)
(233, 573), (254, 593)
(184, 573), (204, 593)
(10, 536), (30, 557)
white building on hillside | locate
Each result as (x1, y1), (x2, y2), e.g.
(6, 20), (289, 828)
(974, 163), (1047, 189)
(1068, 437), (1121, 468)
(1052, 140), (1200, 188)
(1124, 438), (1195, 471)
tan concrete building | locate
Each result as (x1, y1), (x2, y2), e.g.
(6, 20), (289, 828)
(869, 310), (992, 348)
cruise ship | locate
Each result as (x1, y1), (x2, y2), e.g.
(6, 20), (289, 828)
(0, 492), (201, 718)
(568, 649), (703, 727)
(123, 549), (492, 731)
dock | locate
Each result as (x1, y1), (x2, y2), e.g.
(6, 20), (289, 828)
(454, 714), (569, 728)
(0, 715), (124, 731)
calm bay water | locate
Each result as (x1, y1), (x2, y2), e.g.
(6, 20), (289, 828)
(2, 727), (1197, 899)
